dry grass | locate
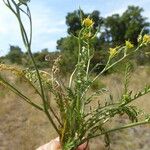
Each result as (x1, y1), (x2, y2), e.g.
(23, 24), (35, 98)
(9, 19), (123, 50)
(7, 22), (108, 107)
(0, 66), (150, 150)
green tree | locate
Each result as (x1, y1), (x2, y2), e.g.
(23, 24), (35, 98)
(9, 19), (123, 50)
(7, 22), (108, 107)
(122, 6), (149, 44)
(66, 9), (103, 35)
(57, 36), (78, 72)
(103, 6), (149, 45)
(6, 45), (23, 64)
(57, 6), (150, 73)
(104, 14), (125, 44)
(26, 49), (51, 68)
(66, 10), (82, 36)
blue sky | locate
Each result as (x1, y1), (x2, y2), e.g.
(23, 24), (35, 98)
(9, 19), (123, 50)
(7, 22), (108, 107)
(0, 0), (150, 56)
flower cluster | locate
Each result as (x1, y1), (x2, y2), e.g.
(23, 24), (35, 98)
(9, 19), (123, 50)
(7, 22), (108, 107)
(81, 17), (95, 40)
(109, 46), (119, 58)
(143, 34), (150, 45)
(82, 17), (94, 28)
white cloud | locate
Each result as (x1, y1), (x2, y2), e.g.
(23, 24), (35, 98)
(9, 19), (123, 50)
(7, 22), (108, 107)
(103, 0), (150, 20)
(47, 28), (65, 34)
(104, 8), (126, 17)
(0, 27), (5, 33)
(57, 19), (66, 26)
(0, 1), (18, 33)
(43, 40), (56, 50)
(31, 39), (57, 52)
(82, 5), (96, 13)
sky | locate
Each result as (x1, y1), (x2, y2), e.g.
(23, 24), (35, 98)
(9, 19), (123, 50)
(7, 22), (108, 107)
(0, 0), (150, 56)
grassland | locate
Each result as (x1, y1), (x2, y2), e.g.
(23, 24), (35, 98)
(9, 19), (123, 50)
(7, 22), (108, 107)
(0, 66), (150, 150)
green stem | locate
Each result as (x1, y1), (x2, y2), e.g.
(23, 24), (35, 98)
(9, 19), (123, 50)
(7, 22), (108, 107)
(86, 40), (91, 78)
(3, 1), (60, 135)
(83, 45), (141, 98)
(81, 120), (150, 145)
(0, 76), (44, 111)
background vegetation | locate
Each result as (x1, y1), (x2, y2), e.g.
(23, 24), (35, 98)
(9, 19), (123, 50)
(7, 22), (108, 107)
(0, 5), (150, 72)
(0, 4), (150, 150)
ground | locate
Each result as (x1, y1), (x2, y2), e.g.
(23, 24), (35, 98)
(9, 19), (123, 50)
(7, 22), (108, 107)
(0, 66), (150, 150)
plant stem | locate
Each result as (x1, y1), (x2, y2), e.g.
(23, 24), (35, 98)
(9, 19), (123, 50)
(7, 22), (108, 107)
(81, 120), (150, 145)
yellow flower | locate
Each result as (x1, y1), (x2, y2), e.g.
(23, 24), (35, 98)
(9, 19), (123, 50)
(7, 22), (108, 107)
(143, 34), (150, 44)
(82, 17), (94, 27)
(109, 47), (117, 58)
(83, 32), (92, 39)
(125, 40), (134, 49)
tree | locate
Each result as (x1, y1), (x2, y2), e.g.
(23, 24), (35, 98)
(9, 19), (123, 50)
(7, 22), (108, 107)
(57, 6), (150, 73)
(6, 45), (23, 64)
(103, 6), (150, 45)
(66, 10), (82, 36)
(122, 6), (149, 44)
(66, 9), (103, 35)
(104, 14), (126, 44)
(57, 36), (78, 72)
